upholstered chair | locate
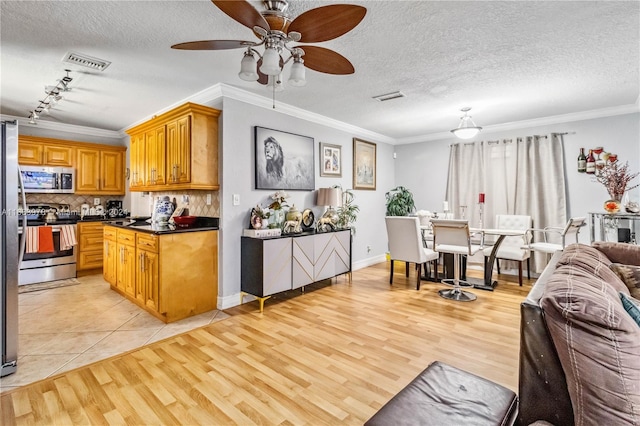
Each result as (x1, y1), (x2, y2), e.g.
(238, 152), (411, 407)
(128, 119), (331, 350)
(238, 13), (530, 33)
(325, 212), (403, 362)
(385, 216), (439, 290)
(483, 215), (532, 286)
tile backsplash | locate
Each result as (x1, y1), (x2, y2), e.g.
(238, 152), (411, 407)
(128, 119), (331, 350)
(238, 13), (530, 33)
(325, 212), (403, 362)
(136, 191), (220, 217)
(25, 191), (220, 218)
(25, 194), (124, 213)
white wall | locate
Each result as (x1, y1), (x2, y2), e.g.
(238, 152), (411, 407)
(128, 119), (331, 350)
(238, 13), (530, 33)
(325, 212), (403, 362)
(217, 97), (395, 308)
(395, 112), (640, 244)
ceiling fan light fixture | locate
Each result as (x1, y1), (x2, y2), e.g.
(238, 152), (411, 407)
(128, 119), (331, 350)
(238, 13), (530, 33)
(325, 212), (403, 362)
(238, 50), (259, 81)
(288, 59), (306, 87)
(260, 46), (281, 76)
(451, 107), (482, 139)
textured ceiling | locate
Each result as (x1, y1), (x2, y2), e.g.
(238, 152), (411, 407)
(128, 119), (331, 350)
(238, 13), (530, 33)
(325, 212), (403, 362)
(1, 0), (638, 142)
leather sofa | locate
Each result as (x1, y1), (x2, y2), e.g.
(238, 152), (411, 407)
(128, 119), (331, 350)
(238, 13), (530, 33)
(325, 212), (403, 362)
(517, 242), (640, 426)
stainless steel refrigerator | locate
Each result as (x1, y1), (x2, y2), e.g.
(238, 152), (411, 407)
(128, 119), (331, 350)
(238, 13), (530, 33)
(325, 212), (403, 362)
(1, 120), (21, 377)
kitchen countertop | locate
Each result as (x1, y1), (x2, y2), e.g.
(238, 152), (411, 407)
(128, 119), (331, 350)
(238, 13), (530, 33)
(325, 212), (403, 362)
(104, 217), (219, 235)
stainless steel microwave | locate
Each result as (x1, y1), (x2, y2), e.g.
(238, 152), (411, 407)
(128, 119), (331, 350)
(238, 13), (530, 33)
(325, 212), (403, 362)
(19, 166), (75, 194)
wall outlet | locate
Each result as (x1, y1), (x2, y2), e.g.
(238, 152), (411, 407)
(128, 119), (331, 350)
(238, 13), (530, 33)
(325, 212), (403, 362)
(206, 193), (212, 205)
(94, 198), (100, 206)
(233, 194), (240, 206)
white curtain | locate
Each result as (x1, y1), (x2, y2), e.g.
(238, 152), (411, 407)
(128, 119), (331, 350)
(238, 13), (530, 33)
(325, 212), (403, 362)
(446, 134), (567, 272)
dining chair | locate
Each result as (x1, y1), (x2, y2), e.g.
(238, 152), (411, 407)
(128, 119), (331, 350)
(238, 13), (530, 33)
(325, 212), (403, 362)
(522, 217), (586, 254)
(431, 219), (484, 301)
(385, 216), (439, 290)
(482, 214), (532, 286)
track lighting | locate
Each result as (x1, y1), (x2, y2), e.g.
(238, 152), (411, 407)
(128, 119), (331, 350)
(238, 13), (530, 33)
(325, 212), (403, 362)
(27, 70), (73, 125)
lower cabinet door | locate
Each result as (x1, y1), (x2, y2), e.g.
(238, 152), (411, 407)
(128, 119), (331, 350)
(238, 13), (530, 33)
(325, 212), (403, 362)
(103, 239), (117, 285)
(314, 230), (351, 281)
(116, 244), (136, 296)
(292, 235), (315, 289)
(137, 249), (159, 312)
(262, 238), (292, 296)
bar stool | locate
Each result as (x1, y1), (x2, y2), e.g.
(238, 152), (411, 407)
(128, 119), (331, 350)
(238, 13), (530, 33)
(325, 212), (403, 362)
(431, 219), (484, 301)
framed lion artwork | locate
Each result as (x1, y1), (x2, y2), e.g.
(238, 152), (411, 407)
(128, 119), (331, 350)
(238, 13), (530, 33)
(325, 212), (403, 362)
(254, 126), (315, 191)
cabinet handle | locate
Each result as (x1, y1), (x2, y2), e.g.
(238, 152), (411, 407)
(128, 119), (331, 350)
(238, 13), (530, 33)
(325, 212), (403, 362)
(172, 164), (178, 182)
(120, 247), (123, 263)
(141, 253), (145, 272)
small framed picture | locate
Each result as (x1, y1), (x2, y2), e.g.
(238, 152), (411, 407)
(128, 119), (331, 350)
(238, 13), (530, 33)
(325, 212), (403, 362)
(319, 142), (342, 177)
(353, 138), (376, 190)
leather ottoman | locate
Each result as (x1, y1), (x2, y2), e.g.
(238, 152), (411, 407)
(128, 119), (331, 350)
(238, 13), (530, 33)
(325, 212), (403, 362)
(365, 361), (518, 426)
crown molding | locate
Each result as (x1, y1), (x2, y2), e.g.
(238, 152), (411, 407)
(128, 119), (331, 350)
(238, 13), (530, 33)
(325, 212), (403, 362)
(396, 103), (640, 145)
(0, 114), (123, 140)
(216, 83), (396, 144)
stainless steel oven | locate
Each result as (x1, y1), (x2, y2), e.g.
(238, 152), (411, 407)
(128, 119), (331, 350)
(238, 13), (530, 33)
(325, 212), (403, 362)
(18, 223), (77, 285)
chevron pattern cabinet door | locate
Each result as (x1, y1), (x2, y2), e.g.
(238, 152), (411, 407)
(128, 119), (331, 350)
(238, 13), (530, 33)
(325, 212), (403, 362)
(292, 235), (315, 289)
(263, 238), (293, 295)
(314, 230), (351, 281)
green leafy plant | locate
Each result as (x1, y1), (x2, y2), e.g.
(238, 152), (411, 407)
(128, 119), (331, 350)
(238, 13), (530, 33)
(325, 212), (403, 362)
(336, 187), (359, 234)
(385, 186), (415, 216)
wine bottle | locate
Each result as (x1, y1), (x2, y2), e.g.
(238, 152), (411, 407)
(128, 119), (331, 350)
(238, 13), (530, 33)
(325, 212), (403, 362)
(586, 149), (596, 174)
(577, 148), (587, 173)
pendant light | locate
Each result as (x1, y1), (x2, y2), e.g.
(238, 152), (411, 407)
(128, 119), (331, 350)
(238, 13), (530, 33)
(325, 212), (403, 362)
(451, 107), (482, 139)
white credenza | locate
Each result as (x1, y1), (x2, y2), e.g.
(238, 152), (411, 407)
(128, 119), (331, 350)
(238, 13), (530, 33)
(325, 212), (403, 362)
(241, 229), (351, 311)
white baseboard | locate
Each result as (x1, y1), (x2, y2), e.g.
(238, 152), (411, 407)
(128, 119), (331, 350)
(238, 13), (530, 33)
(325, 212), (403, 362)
(353, 254), (387, 270)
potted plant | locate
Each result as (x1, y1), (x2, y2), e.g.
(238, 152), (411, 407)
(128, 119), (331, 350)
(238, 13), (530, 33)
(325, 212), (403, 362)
(335, 187), (359, 234)
(385, 186), (416, 216)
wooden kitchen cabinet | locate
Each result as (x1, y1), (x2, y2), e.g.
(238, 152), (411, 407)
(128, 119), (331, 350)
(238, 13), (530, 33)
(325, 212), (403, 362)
(145, 125), (166, 187)
(129, 132), (145, 190)
(126, 102), (220, 191)
(103, 227), (117, 285)
(77, 221), (105, 272)
(18, 136), (74, 166)
(103, 225), (218, 323)
(76, 147), (125, 195)
(116, 229), (136, 297)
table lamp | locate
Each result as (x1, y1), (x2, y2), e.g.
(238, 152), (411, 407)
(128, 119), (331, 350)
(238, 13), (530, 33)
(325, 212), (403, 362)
(316, 187), (342, 224)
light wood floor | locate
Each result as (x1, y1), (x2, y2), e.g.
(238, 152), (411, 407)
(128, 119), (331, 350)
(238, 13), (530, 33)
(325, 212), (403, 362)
(1, 262), (532, 425)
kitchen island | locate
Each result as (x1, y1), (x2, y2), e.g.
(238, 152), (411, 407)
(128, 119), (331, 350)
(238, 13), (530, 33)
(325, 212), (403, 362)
(103, 220), (218, 323)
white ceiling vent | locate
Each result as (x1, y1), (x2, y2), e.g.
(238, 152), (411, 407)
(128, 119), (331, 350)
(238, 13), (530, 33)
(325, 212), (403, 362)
(63, 52), (111, 71)
(372, 91), (405, 102)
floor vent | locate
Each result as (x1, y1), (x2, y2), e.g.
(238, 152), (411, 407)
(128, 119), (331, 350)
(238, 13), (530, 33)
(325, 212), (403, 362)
(63, 52), (111, 71)
(372, 91), (405, 102)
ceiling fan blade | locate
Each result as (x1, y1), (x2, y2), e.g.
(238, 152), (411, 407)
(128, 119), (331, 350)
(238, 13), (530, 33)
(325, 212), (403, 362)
(288, 5), (366, 43)
(171, 40), (252, 50)
(302, 46), (355, 75)
(212, 0), (269, 31)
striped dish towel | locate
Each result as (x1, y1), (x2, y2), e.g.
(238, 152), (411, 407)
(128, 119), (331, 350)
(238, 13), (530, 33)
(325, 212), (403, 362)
(60, 225), (77, 251)
(26, 227), (38, 254)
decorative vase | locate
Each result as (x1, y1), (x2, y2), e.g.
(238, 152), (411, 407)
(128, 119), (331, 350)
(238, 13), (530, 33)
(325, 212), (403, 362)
(286, 204), (302, 223)
(270, 208), (285, 229)
(604, 193), (623, 214)
(154, 196), (175, 223)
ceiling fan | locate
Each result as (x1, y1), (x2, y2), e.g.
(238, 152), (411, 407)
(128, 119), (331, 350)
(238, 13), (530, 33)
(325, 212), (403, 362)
(171, 0), (366, 87)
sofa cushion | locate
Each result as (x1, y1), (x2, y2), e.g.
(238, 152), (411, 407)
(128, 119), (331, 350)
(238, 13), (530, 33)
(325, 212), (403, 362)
(620, 293), (640, 327)
(557, 244), (629, 294)
(611, 263), (640, 299)
(541, 264), (640, 426)
(593, 241), (640, 266)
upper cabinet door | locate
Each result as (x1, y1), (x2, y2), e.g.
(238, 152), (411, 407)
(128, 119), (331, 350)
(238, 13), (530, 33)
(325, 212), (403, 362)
(145, 125), (166, 187)
(129, 133), (146, 189)
(43, 145), (74, 166)
(76, 148), (101, 193)
(166, 115), (191, 184)
(18, 141), (44, 165)
(100, 150), (125, 194)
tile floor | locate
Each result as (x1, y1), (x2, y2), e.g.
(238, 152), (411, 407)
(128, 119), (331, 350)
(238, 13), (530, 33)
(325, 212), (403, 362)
(0, 274), (229, 393)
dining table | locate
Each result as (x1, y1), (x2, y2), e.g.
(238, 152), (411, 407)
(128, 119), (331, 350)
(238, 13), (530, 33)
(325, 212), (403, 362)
(420, 226), (526, 291)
